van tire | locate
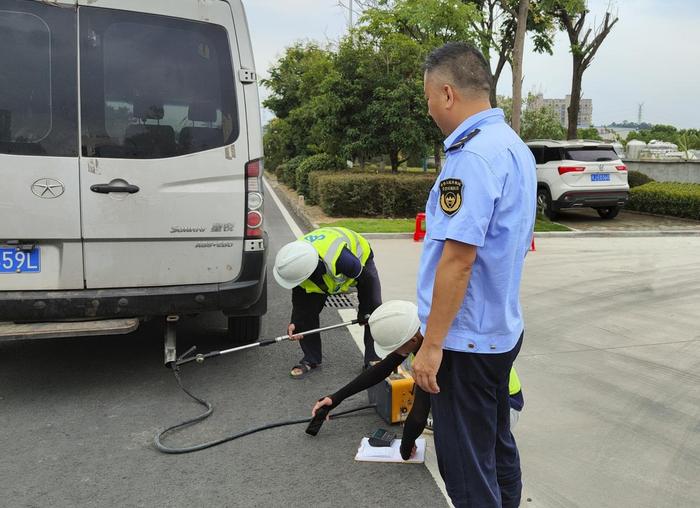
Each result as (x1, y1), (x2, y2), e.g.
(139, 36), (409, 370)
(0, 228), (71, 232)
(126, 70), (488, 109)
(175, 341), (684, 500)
(228, 315), (261, 346)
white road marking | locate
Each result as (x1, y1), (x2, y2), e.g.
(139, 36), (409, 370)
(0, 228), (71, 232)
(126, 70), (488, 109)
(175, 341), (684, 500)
(264, 177), (304, 238)
(269, 182), (452, 507)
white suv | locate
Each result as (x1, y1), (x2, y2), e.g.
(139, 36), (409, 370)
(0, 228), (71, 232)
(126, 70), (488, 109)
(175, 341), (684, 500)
(526, 140), (629, 220)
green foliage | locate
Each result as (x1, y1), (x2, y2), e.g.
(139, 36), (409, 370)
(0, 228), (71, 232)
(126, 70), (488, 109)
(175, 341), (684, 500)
(521, 106), (566, 140)
(280, 155), (307, 189)
(316, 173), (436, 217)
(627, 182), (700, 220)
(576, 127), (602, 140)
(295, 154), (345, 198)
(627, 125), (700, 150)
(627, 170), (655, 188)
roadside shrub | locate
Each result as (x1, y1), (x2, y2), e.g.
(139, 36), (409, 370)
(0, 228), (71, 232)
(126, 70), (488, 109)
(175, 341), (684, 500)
(316, 173), (435, 217)
(295, 154), (344, 198)
(627, 182), (700, 220)
(627, 170), (655, 188)
(280, 155), (307, 188)
(273, 162), (287, 178)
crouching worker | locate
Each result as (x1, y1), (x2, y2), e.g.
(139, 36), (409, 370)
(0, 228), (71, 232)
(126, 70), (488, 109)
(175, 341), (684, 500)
(311, 300), (524, 460)
(274, 227), (383, 378)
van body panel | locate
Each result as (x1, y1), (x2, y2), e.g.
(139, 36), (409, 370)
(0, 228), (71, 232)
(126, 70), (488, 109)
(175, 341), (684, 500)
(77, 2), (250, 288)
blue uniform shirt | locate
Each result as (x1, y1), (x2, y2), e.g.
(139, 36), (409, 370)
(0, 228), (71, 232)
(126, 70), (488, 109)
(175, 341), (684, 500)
(417, 108), (536, 354)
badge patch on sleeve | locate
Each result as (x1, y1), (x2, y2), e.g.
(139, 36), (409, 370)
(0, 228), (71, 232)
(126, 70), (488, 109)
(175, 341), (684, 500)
(439, 178), (463, 216)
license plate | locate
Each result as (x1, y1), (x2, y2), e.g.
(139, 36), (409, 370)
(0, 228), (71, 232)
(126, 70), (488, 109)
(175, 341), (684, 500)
(0, 247), (41, 273)
(591, 174), (611, 182)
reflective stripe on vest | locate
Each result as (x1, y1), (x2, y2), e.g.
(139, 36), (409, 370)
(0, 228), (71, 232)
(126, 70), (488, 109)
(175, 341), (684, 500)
(298, 227), (371, 295)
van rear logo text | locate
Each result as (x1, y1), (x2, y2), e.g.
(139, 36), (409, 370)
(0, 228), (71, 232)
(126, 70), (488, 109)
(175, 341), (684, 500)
(31, 179), (65, 199)
(170, 226), (207, 233)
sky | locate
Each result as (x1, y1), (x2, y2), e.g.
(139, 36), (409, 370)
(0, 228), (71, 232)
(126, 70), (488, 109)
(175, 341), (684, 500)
(243, 0), (700, 128)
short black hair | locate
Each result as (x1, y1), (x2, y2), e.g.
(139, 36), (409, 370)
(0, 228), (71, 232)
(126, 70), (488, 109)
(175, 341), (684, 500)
(424, 42), (492, 96)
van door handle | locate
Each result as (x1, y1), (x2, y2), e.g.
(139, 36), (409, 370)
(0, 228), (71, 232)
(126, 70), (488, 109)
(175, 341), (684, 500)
(90, 183), (140, 194)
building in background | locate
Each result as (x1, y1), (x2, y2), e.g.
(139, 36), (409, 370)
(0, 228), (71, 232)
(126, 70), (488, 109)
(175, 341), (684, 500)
(530, 93), (593, 128)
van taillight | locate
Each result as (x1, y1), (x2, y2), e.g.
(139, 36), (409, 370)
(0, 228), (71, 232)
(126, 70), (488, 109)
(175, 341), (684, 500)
(558, 166), (585, 175)
(616, 165), (627, 171)
(245, 159), (264, 239)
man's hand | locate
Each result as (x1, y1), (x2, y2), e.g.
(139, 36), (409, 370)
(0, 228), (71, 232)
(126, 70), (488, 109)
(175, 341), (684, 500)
(412, 343), (442, 394)
(287, 323), (303, 341)
(312, 397), (333, 418)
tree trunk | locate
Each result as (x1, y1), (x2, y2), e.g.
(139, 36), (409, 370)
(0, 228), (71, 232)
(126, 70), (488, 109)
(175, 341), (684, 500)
(568, 57), (584, 140)
(510, 0), (529, 135)
(489, 52), (508, 108)
(433, 142), (442, 172)
(389, 150), (400, 173)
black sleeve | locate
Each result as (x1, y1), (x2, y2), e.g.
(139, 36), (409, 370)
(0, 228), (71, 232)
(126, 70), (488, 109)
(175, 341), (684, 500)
(400, 387), (431, 460)
(328, 352), (405, 409)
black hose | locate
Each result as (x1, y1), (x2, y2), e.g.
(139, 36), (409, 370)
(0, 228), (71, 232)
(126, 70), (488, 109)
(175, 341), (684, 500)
(154, 366), (376, 454)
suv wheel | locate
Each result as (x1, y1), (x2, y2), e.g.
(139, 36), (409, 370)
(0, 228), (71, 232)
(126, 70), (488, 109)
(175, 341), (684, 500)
(537, 187), (559, 220)
(228, 315), (261, 346)
(596, 206), (620, 220)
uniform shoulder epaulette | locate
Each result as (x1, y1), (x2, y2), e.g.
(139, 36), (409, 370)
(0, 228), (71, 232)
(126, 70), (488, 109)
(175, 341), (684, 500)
(445, 128), (481, 153)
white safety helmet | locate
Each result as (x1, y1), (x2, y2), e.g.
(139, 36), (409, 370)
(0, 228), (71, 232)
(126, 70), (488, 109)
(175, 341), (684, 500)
(368, 300), (421, 358)
(273, 240), (319, 289)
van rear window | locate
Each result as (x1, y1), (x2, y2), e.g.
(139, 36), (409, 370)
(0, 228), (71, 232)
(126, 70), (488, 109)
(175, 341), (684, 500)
(0, 1), (78, 157)
(80, 8), (238, 159)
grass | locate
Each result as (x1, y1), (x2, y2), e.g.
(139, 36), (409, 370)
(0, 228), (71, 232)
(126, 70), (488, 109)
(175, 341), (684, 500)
(320, 215), (571, 233)
(319, 219), (415, 233)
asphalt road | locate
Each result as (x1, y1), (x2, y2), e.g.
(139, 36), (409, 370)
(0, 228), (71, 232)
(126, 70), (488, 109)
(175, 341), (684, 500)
(0, 194), (446, 507)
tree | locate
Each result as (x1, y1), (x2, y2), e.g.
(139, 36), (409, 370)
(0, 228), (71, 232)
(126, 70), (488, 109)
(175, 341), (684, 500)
(547, 1), (618, 139)
(465, 0), (555, 108)
(576, 126), (601, 140)
(355, 0), (481, 170)
(261, 43), (336, 159)
(521, 104), (566, 140)
(505, 0), (529, 134)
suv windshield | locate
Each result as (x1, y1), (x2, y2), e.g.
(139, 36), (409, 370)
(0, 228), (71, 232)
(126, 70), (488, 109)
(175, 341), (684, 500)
(564, 147), (618, 162)
(79, 7), (238, 159)
(0, 0), (78, 157)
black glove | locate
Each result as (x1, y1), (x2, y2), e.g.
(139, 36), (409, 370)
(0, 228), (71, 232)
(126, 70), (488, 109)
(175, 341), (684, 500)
(400, 435), (415, 460)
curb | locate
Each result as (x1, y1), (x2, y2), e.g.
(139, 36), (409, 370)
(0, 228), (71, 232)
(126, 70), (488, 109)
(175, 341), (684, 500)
(265, 176), (318, 232)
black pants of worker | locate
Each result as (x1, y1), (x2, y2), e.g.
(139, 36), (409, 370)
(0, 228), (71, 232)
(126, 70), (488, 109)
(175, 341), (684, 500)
(431, 333), (523, 508)
(290, 257), (382, 366)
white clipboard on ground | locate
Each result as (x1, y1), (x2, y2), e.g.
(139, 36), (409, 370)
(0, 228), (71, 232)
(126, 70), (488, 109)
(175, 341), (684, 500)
(355, 437), (426, 464)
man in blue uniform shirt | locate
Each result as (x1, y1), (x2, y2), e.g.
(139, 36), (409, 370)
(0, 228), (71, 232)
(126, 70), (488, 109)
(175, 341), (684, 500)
(412, 42), (537, 508)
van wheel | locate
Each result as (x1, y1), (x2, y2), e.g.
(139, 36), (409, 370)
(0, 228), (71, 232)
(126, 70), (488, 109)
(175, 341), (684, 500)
(596, 206), (620, 220)
(537, 187), (559, 220)
(228, 316), (261, 346)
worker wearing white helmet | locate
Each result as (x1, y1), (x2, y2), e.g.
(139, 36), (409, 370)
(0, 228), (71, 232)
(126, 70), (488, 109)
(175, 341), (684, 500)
(273, 227), (383, 378)
(311, 301), (524, 459)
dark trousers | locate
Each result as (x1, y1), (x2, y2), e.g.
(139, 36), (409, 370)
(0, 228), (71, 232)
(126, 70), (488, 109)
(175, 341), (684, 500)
(431, 334), (523, 508)
(291, 257), (382, 365)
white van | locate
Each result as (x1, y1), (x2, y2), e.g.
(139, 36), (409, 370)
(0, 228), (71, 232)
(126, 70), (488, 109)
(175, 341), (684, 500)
(0, 0), (267, 361)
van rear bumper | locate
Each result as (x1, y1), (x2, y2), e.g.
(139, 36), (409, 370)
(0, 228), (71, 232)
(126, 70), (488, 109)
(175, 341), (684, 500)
(0, 249), (267, 322)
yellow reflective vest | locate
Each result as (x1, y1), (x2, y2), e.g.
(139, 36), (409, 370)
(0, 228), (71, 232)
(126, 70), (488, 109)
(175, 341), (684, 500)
(298, 227), (371, 295)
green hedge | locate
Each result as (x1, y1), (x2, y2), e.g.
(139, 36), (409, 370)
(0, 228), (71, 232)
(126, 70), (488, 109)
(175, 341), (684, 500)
(295, 154), (344, 198)
(627, 182), (700, 220)
(315, 173), (435, 217)
(279, 155), (307, 188)
(628, 170), (655, 188)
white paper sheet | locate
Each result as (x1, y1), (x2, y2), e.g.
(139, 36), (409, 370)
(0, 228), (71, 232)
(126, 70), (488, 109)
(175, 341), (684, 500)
(354, 437), (426, 464)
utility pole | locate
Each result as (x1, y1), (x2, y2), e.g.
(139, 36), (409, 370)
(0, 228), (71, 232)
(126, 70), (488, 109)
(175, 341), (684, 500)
(348, 0), (354, 31)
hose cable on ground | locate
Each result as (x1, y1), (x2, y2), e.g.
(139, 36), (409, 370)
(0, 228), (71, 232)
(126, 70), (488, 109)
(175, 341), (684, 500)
(154, 366), (376, 454)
